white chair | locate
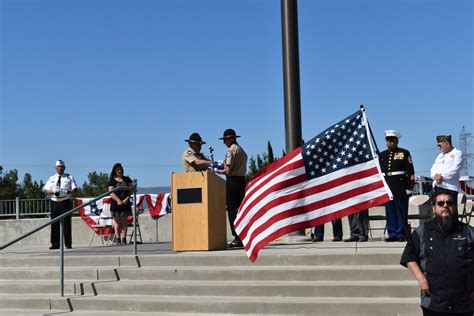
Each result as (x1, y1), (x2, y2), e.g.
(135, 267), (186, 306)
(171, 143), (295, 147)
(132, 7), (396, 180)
(88, 207), (114, 246)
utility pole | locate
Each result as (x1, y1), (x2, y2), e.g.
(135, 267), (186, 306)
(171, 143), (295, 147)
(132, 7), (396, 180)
(459, 126), (473, 177)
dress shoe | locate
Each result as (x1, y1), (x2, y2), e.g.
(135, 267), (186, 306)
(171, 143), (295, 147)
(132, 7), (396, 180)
(344, 237), (359, 242)
(227, 239), (243, 248)
(49, 246), (59, 250)
(384, 237), (398, 242)
(332, 236), (342, 242)
(358, 237), (368, 242)
(397, 237), (406, 242)
(312, 237), (323, 242)
(65, 245), (72, 249)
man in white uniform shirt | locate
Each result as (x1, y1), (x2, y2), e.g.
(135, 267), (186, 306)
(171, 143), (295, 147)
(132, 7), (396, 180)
(43, 160), (77, 249)
(430, 135), (463, 202)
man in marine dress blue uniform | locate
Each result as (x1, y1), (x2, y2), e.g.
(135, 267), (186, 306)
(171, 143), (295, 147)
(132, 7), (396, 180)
(379, 130), (415, 242)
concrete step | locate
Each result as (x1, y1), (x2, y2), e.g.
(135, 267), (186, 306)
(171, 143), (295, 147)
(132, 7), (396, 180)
(48, 295), (421, 315)
(0, 294), (71, 311)
(0, 255), (133, 268)
(107, 264), (412, 281)
(125, 251), (405, 267)
(0, 311), (268, 316)
(0, 267), (108, 281)
(0, 249), (406, 268)
(80, 279), (419, 298)
(0, 264), (411, 281)
(0, 244), (417, 315)
(0, 280), (90, 295)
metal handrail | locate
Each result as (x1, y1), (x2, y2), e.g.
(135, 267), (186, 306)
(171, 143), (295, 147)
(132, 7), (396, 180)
(0, 183), (138, 296)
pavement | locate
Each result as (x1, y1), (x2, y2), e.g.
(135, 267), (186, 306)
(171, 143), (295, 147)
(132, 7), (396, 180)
(0, 236), (408, 258)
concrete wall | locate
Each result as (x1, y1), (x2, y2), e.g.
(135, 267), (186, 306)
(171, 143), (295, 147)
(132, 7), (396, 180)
(0, 204), (430, 247)
(0, 214), (237, 247)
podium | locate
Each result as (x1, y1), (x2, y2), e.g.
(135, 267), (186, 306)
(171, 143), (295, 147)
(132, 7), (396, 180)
(171, 171), (227, 251)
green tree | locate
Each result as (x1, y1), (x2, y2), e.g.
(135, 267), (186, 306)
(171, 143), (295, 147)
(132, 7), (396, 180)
(79, 171), (109, 197)
(246, 141), (281, 181)
(0, 168), (20, 199)
(267, 141), (275, 164)
(20, 173), (45, 199)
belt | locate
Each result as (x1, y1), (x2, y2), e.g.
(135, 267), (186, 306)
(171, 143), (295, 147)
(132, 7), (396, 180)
(383, 171), (406, 176)
(51, 197), (70, 203)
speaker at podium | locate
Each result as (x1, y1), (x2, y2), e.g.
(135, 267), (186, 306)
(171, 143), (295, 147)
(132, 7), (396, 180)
(171, 171), (227, 251)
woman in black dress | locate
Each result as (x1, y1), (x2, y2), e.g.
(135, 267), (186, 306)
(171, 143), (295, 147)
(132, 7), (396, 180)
(108, 163), (133, 245)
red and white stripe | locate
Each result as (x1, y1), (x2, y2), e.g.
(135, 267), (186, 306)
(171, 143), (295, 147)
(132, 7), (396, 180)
(145, 193), (171, 219)
(235, 149), (391, 262)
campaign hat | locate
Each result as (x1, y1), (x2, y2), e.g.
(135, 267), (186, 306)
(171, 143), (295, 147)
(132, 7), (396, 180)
(185, 132), (206, 144)
(219, 128), (241, 140)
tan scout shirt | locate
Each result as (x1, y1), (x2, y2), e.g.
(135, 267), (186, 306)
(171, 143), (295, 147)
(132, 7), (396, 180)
(224, 143), (248, 177)
(182, 147), (208, 172)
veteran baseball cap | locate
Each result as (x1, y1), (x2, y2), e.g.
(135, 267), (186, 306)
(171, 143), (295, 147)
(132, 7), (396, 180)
(55, 160), (65, 167)
(436, 135), (451, 144)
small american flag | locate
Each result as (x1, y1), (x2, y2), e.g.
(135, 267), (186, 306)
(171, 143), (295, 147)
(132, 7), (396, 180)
(235, 108), (392, 262)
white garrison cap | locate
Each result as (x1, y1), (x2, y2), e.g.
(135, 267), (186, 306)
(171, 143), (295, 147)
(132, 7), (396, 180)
(55, 160), (65, 167)
(384, 130), (401, 139)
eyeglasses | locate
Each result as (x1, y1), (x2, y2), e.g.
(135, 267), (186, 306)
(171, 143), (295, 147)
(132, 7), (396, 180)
(435, 200), (454, 207)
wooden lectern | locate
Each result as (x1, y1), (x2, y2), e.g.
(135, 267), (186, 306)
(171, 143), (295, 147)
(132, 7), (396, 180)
(171, 171), (227, 251)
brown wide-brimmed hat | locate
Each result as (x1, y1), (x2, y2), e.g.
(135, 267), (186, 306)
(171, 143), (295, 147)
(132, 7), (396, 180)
(185, 132), (206, 144)
(218, 128), (241, 140)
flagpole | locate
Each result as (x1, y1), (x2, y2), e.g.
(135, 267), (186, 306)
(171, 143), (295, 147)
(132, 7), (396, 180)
(281, 0), (304, 236)
(281, 0), (302, 153)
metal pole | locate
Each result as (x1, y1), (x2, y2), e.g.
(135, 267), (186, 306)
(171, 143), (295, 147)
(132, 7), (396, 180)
(133, 183), (137, 256)
(59, 219), (64, 297)
(281, 0), (304, 236)
(15, 197), (20, 220)
(281, 0), (302, 153)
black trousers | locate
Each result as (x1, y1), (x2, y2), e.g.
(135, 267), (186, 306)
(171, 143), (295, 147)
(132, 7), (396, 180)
(422, 307), (472, 316)
(50, 199), (72, 248)
(226, 176), (246, 238)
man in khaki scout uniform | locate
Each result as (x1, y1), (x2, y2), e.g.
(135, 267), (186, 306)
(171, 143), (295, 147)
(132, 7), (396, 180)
(215, 129), (248, 248)
(182, 132), (212, 172)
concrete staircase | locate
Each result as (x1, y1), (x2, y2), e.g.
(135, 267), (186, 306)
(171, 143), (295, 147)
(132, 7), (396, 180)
(0, 242), (420, 315)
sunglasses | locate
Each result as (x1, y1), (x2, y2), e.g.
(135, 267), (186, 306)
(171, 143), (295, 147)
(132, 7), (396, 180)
(435, 200), (454, 207)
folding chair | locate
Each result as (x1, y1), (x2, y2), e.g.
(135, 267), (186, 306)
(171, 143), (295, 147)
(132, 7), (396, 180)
(127, 214), (143, 244)
(88, 207), (114, 246)
(463, 199), (473, 225)
(458, 193), (472, 225)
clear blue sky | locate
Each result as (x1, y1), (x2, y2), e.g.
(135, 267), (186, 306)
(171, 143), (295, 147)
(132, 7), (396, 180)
(1, 0), (472, 188)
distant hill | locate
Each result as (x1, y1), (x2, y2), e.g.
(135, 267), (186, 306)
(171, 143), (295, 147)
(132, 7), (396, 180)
(137, 186), (171, 194)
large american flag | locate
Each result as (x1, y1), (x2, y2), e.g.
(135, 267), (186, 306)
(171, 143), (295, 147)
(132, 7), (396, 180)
(235, 108), (392, 262)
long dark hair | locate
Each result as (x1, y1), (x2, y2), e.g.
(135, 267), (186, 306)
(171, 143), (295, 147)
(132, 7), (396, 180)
(110, 162), (124, 180)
